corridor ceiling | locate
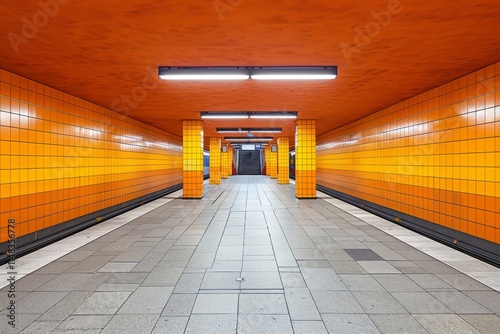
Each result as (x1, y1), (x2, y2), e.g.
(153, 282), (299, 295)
(1, 0), (500, 147)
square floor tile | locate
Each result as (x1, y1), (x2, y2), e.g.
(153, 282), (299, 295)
(239, 294), (288, 314)
(192, 294), (238, 314)
(238, 314), (293, 334)
(344, 249), (383, 261)
(185, 314), (237, 334)
(357, 261), (401, 274)
(322, 314), (380, 334)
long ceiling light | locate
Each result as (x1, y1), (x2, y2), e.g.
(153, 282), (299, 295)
(201, 112), (250, 119)
(249, 113), (297, 119)
(159, 66), (336, 81)
(202, 112), (297, 119)
(216, 127), (282, 133)
(250, 66), (337, 80)
(158, 67), (249, 80)
(225, 137), (273, 142)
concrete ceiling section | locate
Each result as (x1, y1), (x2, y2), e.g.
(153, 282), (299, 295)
(1, 0), (500, 147)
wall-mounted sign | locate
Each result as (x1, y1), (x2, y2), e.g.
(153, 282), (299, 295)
(241, 144), (255, 151)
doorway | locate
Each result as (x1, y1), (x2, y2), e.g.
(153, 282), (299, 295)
(238, 150), (261, 175)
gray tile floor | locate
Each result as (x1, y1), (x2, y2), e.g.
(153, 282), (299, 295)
(2, 176), (500, 333)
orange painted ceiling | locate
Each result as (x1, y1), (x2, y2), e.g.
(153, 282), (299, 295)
(1, 0), (500, 148)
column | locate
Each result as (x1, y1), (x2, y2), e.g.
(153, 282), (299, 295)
(277, 137), (289, 184)
(295, 120), (316, 198)
(183, 120), (203, 199)
(210, 137), (221, 184)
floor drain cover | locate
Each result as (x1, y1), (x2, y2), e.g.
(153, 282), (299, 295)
(236, 277), (245, 282)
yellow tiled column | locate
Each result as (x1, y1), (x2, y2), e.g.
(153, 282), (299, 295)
(269, 144), (278, 179)
(295, 120), (316, 198)
(183, 120), (204, 198)
(221, 144), (229, 179)
(210, 137), (222, 184)
(277, 138), (289, 184)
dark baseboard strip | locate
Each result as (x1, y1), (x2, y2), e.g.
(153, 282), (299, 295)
(0, 183), (182, 266)
(317, 185), (500, 269)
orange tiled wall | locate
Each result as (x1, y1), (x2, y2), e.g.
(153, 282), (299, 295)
(318, 62), (500, 244)
(0, 69), (182, 243)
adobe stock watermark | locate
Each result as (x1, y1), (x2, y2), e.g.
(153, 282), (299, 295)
(6, 218), (17, 329)
(340, 0), (408, 63)
(7, 0), (71, 54)
(213, 0), (243, 21)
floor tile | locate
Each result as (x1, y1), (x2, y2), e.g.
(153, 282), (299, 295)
(352, 291), (408, 314)
(117, 287), (173, 314)
(152, 317), (189, 334)
(391, 291), (453, 314)
(185, 314), (237, 334)
(322, 314), (381, 334)
(238, 314), (293, 334)
(284, 288), (321, 321)
(200, 272), (240, 290)
(414, 314), (481, 334)
(311, 290), (364, 314)
(162, 293), (197, 316)
(17, 291), (69, 314)
(100, 314), (159, 334)
(292, 320), (328, 334)
(57, 315), (112, 331)
(369, 314), (428, 334)
(73, 292), (131, 314)
(460, 314), (500, 334)
(301, 268), (347, 291)
(192, 294), (238, 314)
(344, 248), (384, 261)
(357, 261), (401, 274)
(239, 294), (288, 314)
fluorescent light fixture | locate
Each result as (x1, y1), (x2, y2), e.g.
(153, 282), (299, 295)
(159, 67), (249, 80)
(159, 66), (337, 81)
(249, 112), (297, 119)
(216, 127), (282, 133)
(250, 66), (337, 80)
(225, 137), (273, 142)
(201, 112), (249, 119)
(216, 128), (241, 133)
(202, 112), (296, 119)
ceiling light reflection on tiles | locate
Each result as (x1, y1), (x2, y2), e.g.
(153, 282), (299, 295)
(159, 66), (337, 81)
